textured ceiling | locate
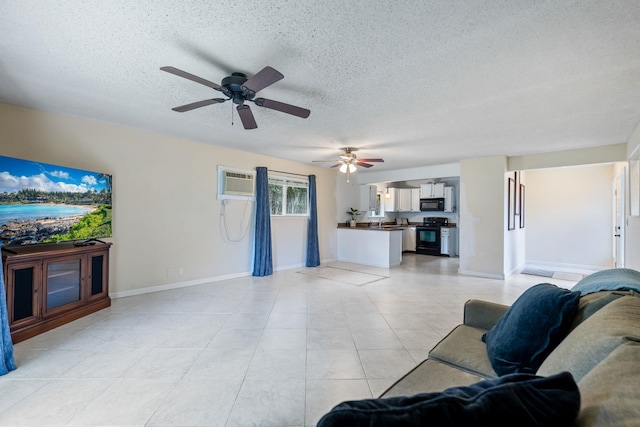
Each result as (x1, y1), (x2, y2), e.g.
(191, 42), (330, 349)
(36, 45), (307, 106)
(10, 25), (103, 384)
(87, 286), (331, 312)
(1, 1), (639, 172)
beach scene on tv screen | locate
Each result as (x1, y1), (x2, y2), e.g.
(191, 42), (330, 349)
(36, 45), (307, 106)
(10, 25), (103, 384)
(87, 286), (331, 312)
(0, 155), (112, 246)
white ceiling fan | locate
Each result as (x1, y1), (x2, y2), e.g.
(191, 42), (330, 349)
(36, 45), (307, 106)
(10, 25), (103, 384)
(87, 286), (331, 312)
(313, 147), (384, 182)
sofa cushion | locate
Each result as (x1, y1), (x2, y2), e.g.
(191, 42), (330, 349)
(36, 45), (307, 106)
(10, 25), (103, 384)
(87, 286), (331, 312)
(429, 325), (496, 379)
(572, 268), (640, 295)
(482, 283), (580, 376)
(570, 290), (630, 330)
(317, 372), (580, 427)
(537, 296), (640, 382)
(381, 359), (486, 397)
(463, 299), (509, 330)
(576, 341), (640, 427)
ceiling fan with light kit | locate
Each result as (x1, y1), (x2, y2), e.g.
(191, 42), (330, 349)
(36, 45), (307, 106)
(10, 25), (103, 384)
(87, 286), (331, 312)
(160, 65), (310, 129)
(313, 147), (384, 182)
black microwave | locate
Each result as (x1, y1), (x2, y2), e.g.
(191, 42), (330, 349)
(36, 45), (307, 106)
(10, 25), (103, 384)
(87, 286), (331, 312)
(420, 198), (445, 211)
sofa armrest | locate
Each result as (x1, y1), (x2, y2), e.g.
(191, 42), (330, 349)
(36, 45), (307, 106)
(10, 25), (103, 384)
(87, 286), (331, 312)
(463, 299), (509, 330)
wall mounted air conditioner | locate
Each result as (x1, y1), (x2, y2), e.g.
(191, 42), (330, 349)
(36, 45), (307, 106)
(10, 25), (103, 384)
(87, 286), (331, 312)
(217, 166), (255, 200)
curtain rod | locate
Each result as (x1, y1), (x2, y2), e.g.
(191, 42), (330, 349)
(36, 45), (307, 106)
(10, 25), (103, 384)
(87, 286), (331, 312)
(267, 169), (310, 178)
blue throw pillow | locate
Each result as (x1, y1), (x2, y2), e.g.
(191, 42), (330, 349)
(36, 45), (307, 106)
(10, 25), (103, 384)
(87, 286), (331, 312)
(482, 283), (580, 376)
(572, 268), (640, 295)
(317, 372), (580, 427)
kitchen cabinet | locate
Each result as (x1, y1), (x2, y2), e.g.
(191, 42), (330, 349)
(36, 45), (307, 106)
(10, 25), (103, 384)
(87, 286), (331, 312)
(360, 185), (378, 212)
(395, 188), (421, 212)
(444, 186), (456, 213)
(420, 182), (445, 198)
(410, 189), (421, 212)
(397, 189), (411, 212)
(3, 242), (111, 343)
(337, 228), (402, 268)
(384, 188), (397, 212)
(402, 227), (417, 251)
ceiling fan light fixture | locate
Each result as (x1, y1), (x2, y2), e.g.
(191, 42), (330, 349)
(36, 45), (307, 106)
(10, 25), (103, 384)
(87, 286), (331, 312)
(339, 163), (356, 173)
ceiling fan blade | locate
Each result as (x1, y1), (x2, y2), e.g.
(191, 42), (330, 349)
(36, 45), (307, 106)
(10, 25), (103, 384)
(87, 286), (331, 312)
(171, 98), (226, 112)
(237, 105), (257, 130)
(160, 66), (222, 90)
(253, 98), (310, 118)
(242, 66), (284, 93)
(312, 160), (339, 162)
(356, 162), (374, 168)
(358, 158), (385, 163)
(330, 163), (341, 168)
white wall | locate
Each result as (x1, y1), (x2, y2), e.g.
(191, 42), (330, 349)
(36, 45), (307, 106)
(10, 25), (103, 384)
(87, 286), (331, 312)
(508, 144), (627, 170)
(459, 156), (507, 278)
(525, 165), (615, 271)
(504, 171), (526, 276)
(0, 103), (337, 296)
(335, 175), (362, 225)
(627, 123), (640, 270)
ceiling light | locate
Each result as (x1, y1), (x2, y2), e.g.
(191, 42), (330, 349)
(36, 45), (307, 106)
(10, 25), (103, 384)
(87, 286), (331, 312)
(339, 163), (356, 173)
(385, 187), (391, 199)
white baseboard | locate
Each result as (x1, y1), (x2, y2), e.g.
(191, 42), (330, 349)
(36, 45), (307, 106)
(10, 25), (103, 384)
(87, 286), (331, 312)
(110, 271), (251, 299)
(525, 260), (604, 275)
(111, 257), (339, 299)
(458, 269), (505, 280)
(274, 256), (339, 272)
(274, 262), (304, 271)
(505, 264), (525, 279)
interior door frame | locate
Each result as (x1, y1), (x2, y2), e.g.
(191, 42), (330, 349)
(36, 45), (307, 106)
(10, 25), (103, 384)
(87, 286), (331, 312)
(614, 169), (626, 268)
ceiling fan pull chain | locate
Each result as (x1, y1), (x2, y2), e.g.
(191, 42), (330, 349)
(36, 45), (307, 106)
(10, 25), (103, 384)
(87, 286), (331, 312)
(231, 102), (234, 126)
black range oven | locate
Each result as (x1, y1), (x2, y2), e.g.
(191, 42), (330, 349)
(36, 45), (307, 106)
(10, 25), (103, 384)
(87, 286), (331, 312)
(416, 217), (448, 255)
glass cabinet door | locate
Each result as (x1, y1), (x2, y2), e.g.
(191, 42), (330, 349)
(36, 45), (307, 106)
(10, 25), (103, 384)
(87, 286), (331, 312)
(44, 258), (82, 312)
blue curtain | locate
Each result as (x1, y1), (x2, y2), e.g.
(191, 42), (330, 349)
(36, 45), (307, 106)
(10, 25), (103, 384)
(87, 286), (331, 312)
(306, 175), (320, 267)
(253, 167), (273, 276)
(0, 251), (17, 376)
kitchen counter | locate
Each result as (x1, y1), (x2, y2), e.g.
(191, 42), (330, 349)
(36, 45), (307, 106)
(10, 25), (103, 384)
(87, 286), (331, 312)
(337, 227), (402, 268)
(340, 225), (407, 231)
(337, 222), (456, 229)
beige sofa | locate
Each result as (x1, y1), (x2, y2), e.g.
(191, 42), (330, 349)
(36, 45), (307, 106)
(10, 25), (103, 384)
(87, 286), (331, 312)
(380, 290), (640, 426)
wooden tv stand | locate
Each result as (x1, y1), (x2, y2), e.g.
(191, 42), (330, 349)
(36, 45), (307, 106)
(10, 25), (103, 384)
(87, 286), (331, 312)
(2, 241), (112, 344)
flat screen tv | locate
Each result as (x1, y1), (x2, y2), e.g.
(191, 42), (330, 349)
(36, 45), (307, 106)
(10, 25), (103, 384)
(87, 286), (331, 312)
(0, 155), (112, 247)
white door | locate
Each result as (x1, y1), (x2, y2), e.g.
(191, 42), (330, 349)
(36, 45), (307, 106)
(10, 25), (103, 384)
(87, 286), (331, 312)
(614, 171), (625, 267)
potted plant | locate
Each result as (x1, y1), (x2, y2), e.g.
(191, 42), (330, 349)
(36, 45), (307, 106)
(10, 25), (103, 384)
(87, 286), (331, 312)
(347, 207), (361, 227)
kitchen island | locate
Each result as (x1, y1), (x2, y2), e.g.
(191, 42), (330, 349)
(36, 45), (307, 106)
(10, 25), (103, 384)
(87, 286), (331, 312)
(337, 227), (403, 268)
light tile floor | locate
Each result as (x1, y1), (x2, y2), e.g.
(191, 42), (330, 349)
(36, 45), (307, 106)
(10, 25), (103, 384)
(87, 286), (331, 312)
(0, 254), (578, 427)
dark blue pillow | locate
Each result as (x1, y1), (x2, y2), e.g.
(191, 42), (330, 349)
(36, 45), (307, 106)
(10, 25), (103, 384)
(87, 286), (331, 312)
(482, 283), (580, 376)
(317, 372), (580, 427)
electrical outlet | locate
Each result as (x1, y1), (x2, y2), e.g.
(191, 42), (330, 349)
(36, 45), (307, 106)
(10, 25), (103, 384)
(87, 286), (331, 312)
(178, 267), (184, 276)
(167, 268), (174, 278)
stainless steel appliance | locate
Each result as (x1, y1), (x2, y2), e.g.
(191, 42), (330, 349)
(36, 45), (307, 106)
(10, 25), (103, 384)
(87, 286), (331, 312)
(440, 227), (457, 256)
(416, 217), (448, 255)
(420, 198), (445, 212)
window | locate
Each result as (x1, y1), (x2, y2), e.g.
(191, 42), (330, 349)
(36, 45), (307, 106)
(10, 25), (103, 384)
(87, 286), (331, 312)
(369, 191), (385, 218)
(268, 176), (308, 216)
